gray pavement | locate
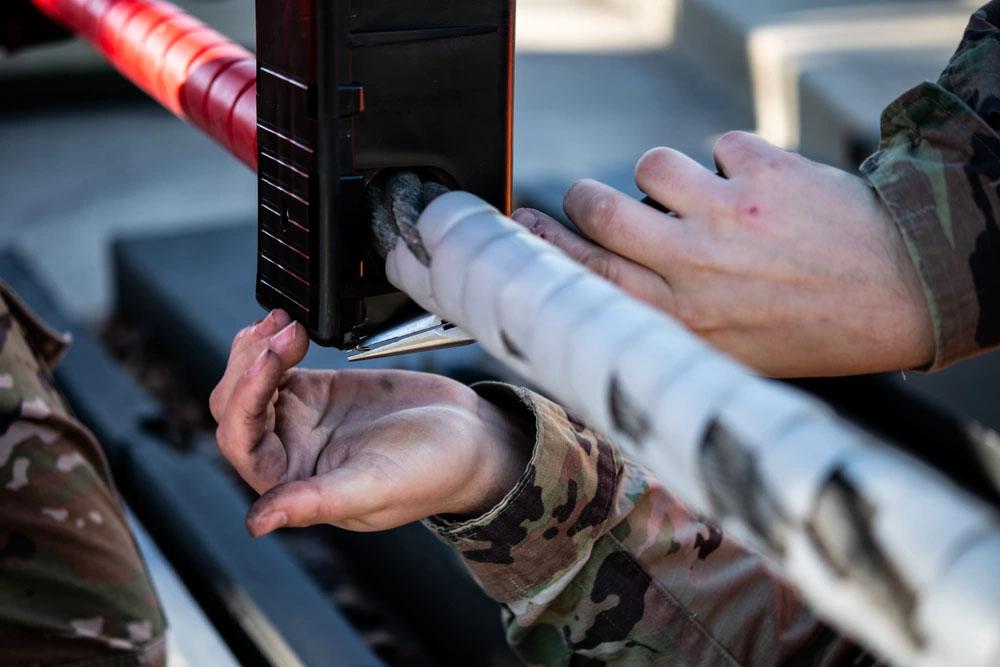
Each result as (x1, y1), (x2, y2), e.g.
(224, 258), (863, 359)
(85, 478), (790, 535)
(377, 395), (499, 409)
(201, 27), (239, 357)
(673, 0), (977, 165)
(514, 50), (750, 215)
(127, 511), (240, 667)
(0, 105), (256, 321)
(797, 47), (951, 165)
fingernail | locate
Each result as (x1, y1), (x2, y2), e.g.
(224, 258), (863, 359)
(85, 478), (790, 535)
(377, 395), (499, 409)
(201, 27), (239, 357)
(272, 322), (298, 351)
(567, 179), (586, 196)
(271, 309), (291, 328)
(511, 208), (537, 228)
(252, 511), (287, 536)
(253, 310), (279, 336)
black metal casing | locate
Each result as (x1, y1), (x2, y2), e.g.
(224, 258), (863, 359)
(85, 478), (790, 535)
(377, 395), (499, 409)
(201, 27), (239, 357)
(255, 0), (515, 348)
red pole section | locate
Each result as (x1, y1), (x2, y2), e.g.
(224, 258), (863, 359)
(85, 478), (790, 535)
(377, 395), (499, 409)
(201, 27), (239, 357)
(31, 0), (258, 169)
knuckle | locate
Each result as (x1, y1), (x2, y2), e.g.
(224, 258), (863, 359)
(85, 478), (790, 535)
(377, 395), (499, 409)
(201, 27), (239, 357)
(586, 193), (619, 231)
(763, 153), (791, 173)
(721, 190), (752, 219)
(231, 326), (252, 352)
(683, 235), (724, 274)
(714, 130), (752, 156)
(635, 146), (673, 181)
(674, 295), (714, 332)
(214, 423), (229, 449)
(208, 387), (222, 420)
(528, 215), (555, 241)
(709, 186), (754, 222)
(582, 251), (615, 281)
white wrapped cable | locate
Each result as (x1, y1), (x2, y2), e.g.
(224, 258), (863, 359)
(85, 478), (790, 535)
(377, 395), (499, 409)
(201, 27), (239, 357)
(385, 192), (1000, 667)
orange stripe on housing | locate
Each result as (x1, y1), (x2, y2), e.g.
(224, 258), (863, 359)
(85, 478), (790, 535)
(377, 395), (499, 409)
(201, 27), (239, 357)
(503, 1), (516, 215)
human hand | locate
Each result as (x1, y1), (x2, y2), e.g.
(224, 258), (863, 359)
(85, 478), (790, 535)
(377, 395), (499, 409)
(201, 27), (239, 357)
(512, 132), (934, 377)
(210, 310), (531, 537)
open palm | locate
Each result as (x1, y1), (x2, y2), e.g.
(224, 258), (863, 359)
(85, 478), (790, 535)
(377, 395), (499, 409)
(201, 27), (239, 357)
(210, 310), (526, 536)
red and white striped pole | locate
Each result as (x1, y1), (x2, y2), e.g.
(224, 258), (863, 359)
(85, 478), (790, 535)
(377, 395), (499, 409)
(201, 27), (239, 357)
(31, 0), (257, 169)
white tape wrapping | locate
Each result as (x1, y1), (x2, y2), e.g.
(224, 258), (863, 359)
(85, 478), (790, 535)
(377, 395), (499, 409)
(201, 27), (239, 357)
(385, 192), (1000, 667)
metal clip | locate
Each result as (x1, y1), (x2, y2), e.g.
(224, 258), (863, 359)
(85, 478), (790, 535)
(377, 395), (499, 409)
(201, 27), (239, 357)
(349, 313), (475, 362)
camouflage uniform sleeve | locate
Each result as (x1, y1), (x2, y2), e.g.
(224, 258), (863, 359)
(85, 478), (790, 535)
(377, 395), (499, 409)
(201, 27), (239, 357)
(428, 383), (873, 666)
(860, 0), (1000, 369)
(0, 283), (167, 667)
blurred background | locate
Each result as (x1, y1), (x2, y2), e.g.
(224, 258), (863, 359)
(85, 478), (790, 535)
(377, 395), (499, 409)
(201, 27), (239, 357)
(0, 1), (995, 665)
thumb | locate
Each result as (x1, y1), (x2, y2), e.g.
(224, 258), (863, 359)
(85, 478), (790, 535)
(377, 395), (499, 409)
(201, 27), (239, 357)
(245, 472), (374, 537)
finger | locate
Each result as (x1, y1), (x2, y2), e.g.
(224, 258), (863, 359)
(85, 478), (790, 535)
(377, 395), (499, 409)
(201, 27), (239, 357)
(267, 320), (310, 370)
(216, 323), (309, 459)
(634, 147), (727, 218)
(512, 207), (617, 266)
(246, 472), (373, 537)
(233, 309), (291, 356)
(712, 131), (777, 177)
(210, 309), (291, 420)
(511, 208), (677, 309)
(563, 179), (685, 271)
(215, 348), (287, 483)
(210, 314), (305, 421)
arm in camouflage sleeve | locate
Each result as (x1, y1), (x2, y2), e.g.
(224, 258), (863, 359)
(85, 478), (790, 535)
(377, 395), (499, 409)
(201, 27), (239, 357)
(429, 384), (870, 666)
(860, 0), (1000, 369)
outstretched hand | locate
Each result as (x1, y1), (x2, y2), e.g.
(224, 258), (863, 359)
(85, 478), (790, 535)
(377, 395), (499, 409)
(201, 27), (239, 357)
(210, 310), (530, 537)
(513, 132), (934, 377)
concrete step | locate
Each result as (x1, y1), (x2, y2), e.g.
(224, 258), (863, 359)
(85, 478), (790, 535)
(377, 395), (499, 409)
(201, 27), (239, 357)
(514, 49), (753, 217)
(2, 0), (673, 81)
(673, 0), (978, 166)
(797, 46), (951, 166)
(112, 225), (515, 394)
(0, 105), (258, 322)
(126, 512), (242, 667)
(893, 358), (1000, 435)
(517, 0), (675, 52)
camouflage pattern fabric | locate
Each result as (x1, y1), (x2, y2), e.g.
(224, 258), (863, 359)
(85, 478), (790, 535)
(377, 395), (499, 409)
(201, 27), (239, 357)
(0, 284), (167, 666)
(861, 0), (1000, 369)
(430, 384), (878, 666)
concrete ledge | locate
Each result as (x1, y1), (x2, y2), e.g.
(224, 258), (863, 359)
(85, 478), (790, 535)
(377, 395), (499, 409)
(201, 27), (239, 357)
(517, 0), (679, 52)
(798, 47), (951, 166)
(513, 50), (752, 209)
(127, 511), (241, 667)
(673, 0), (977, 165)
(112, 225), (507, 398)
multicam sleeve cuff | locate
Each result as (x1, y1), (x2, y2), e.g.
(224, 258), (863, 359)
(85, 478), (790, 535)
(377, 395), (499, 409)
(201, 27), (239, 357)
(427, 384), (865, 665)
(426, 381), (620, 604)
(860, 3), (1000, 369)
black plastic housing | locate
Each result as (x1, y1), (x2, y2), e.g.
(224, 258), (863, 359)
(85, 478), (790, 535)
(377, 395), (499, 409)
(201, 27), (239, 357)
(255, 0), (515, 348)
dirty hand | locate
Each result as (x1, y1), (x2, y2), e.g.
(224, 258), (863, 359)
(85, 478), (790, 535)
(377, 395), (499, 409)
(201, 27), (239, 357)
(512, 131), (934, 377)
(210, 310), (530, 536)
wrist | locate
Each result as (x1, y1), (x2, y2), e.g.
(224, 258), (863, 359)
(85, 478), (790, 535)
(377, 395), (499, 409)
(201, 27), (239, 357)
(897, 296), (936, 370)
(878, 203), (936, 370)
(448, 392), (534, 518)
